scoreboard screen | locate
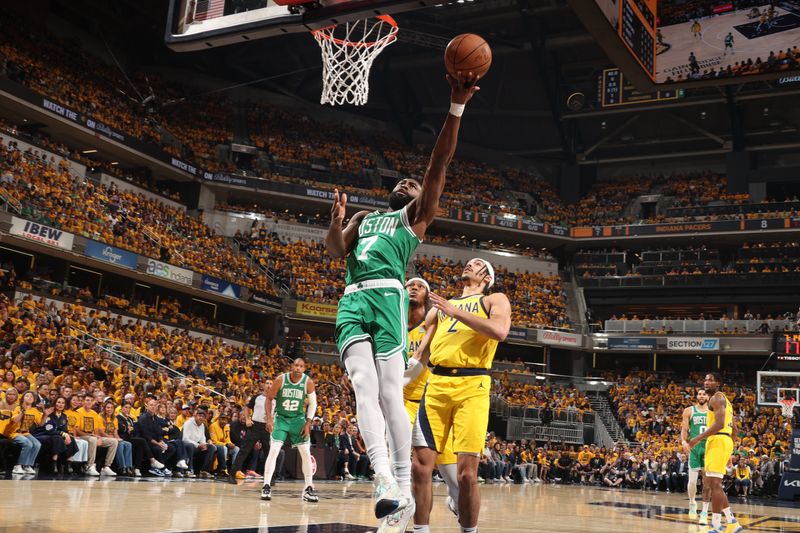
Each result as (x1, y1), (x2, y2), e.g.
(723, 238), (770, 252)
(580, 0), (800, 89)
(595, 0), (657, 82)
(599, 68), (679, 107)
(621, 0), (656, 78)
(775, 333), (800, 370)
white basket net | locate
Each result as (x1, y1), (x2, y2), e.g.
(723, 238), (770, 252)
(780, 398), (797, 418)
(312, 15), (398, 106)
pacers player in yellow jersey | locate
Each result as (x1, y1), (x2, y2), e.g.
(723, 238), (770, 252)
(689, 373), (744, 533)
(410, 258), (511, 533)
(402, 277), (459, 525)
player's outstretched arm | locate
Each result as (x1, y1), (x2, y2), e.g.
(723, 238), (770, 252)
(325, 188), (370, 258)
(430, 292), (511, 341)
(407, 74), (480, 237)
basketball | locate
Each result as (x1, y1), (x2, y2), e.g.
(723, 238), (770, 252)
(444, 33), (492, 80)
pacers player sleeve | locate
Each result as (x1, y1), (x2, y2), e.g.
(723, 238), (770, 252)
(402, 358), (424, 387)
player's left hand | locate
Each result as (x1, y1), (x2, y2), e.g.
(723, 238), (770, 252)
(429, 292), (459, 318)
(448, 72), (480, 105)
(301, 420), (311, 438)
(681, 440), (690, 455)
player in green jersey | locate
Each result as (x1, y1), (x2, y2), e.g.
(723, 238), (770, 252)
(325, 73), (479, 530)
(261, 358), (318, 503)
(681, 388), (710, 523)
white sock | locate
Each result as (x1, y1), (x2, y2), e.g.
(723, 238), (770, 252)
(722, 507), (735, 522)
(262, 440), (283, 485)
(344, 342), (392, 478)
(413, 526), (430, 533)
(702, 502), (710, 513)
(688, 470), (699, 503)
(377, 355), (412, 500)
(461, 527), (477, 533)
(297, 442), (314, 488)
(712, 513), (722, 529)
(439, 462), (460, 507)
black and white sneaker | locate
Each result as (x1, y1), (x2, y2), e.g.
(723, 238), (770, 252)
(260, 484), (272, 501)
(302, 486), (319, 503)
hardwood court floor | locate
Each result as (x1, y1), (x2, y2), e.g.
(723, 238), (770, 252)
(1, 477), (799, 532)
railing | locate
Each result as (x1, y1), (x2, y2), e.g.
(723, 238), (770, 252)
(640, 249), (719, 262)
(579, 272), (800, 288)
(142, 225), (187, 267)
(574, 251), (626, 265)
(70, 327), (224, 398)
(0, 187), (22, 214)
(232, 237), (291, 297)
(589, 395), (633, 446)
(498, 403), (595, 425)
(604, 319), (795, 334)
(493, 396), (586, 444)
(593, 414), (616, 448)
(665, 200), (800, 218)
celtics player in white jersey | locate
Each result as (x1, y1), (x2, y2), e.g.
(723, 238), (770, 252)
(681, 388), (710, 523)
(262, 358), (318, 503)
(326, 73), (479, 528)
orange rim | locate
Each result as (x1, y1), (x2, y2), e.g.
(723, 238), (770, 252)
(311, 14), (398, 49)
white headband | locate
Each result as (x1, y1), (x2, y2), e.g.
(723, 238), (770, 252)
(470, 258), (495, 288)
(405, 277), (430, 292)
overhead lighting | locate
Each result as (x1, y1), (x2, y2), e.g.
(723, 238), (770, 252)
(110, 162), (119, 166)
(535, 375), (546, 381)
(82, 149), (98, 154)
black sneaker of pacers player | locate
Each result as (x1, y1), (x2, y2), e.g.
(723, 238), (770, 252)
(260, 484), (272, 501)
(302, 486), (319, 503)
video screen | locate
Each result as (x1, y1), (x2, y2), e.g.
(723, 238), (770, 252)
(656, 1), (800, 83)
(173, 0), (276, 36)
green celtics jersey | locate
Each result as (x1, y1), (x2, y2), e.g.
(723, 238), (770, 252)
(689, 405), (708, 440)
(276, 373), (308, 419)
(345, 207), (422, 285)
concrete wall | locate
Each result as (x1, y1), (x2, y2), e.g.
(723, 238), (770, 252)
(100, 174), (185, 211)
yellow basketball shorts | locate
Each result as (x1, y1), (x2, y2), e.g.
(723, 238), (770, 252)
(405, 398), (421, 426)
(417, 374), (490, 456)
(704, 434), (734, 478)
(407, 396), (457, 465)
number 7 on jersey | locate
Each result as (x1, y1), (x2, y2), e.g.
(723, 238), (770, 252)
(357, 235), (379, 261)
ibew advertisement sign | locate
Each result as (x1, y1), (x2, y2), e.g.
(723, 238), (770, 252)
(9, 217), (74, 250)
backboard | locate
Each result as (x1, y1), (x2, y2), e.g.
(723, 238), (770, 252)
(165, 0), (441, 51)
(757, 370), (800, 408)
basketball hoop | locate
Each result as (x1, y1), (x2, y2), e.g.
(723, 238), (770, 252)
(312, 15), (398, 106)
(780, 398), (797, 418)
